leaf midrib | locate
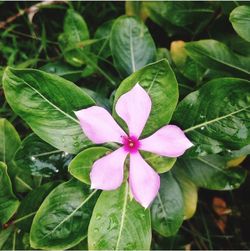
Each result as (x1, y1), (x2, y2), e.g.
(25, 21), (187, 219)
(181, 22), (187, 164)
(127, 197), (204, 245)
(129, 21), (136, 73)
(187, 45), (250, 74)
(184, 105), (250, 132)
(41, 189), (97, 240)
(20, 77), (80, 124)
(115, 182), (129, 250)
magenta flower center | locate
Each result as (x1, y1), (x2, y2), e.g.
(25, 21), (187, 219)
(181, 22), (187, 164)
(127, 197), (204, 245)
(122, 135), (140, 153)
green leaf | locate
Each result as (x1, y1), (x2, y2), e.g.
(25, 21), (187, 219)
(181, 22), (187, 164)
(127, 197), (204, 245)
(185, 39), (250, 78)
(1, 228), (26, 250)
(173, 169), (198, 220)
(3, 67), (95, 154)
(88, 182), (151, 250)
(0, 162), (19, 225)
(144, 2), (215, 36)
(68, 146), (111, 185)
(0, 119), (33, 193)
(146, 2), (215, 27)
(173, 78), (250, 156)
(15, 134), (71, 177)
(141, 151), (176, 174)
(59, 9), (90, 67)
(176, 155), (247, 190)
(40, 61), (83, 82)
(92, 20), (114, 59)
(170, 40), (206, 82)
(113, 59), (178, 138)
(230, 5), (250, 42)
(15, 181), (60, 232)
(151, 172), (184, 237)
(64, 9), (89, 43)
(30, 179), (98, 250)
(8, 161), (34, 193)
(0, 119), (21, 163)
(0, 226), (14, 250)
(110, 15), (156, 77)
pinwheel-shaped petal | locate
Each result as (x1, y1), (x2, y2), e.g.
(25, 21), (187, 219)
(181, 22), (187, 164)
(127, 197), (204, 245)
(75, 84), (193, 208)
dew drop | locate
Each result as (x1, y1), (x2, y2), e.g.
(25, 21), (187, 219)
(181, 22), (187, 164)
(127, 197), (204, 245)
(31, 156), (36, 161)
(200, 126), (205, 130)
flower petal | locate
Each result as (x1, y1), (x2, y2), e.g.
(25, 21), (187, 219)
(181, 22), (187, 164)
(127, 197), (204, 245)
(90, 147), (128, 190)
(75, 106), (126, 144)
(140, 125), (193, 157)
(129, 153), (160, 208)
(115, 83), (151, 138)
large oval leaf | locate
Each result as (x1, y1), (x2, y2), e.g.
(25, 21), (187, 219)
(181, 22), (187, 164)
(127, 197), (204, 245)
(151, 172), (184, 237)
(144, 2), (215, 36)
(176, 155), (247, 190)
(185, 39), (250, 78)
(30, 179), (98, 249)
(110, 15), (156, 77)
(0, 162), (19, 225)
(173, 78), (250, 156)
(15, 134), (72, 177)
(15, 181), (60, 232)
(0, 118), (21, 163)
(3, 67), (95, 154)
(230, 5), (250, 42)
(88, 182), (151, 250)
(59, 9), (90, 67)
(113, 59), (178, 138)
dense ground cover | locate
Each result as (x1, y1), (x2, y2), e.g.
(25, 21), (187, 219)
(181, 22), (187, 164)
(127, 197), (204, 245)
(0, 1), (250, 250)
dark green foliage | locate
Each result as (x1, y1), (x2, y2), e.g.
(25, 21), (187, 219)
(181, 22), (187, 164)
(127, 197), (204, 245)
(0, 1), (249, 250)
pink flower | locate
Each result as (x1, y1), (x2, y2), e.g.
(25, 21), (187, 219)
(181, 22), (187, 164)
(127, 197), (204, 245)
(75, 84), (193, 208)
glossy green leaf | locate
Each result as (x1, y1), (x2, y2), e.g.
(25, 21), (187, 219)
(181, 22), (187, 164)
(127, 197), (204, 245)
(88, 182), (151, 250)
(230, 5), (250, 42)
(113, 59), (178, 138)
(15, 181), (60, 232)
(0, 119), (33, 193)
(110, 15), (156, 77)
(8, 161), (34, 194)
(141, 151), (176, 174)
(82, 88), (111, 111)
(40, 61), (82, 82)
(144, 2), (215, 36)
(1, 228), (26, 250)
(3, 67), (95, 154)
(185, 39), (250, 78)
(30, 179), (98, 250)
(176, 155), (247, 190)
(151, 172), (184, 237)
(0, 118), (21, 163)
(173, 78), (250, 156)
(146, 2), (215, 27)
(173, 169), (198, 220)
(170, 40), (206, 82)
(0, 226), (14, 250)
(68, 146), (111, 184)
(59, 9), (89, 67)
(15, 134), (72, 177)
(92, 20), (114, 59)
(0, 162), (19, 225)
